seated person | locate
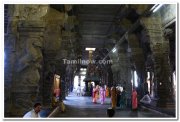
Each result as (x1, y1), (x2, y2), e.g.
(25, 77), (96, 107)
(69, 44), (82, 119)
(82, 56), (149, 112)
(140, 92), (151, 104)
(23, 103), (42, 118)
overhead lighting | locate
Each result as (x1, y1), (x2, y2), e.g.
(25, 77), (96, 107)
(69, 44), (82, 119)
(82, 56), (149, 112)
(150, 4), (158, 11)
(85, 48), (96, 51)
(112, 48), (116, 53)
(80, 68), (87, 71)
(150, 4), (163, 13)
(81, 71), (86, 75)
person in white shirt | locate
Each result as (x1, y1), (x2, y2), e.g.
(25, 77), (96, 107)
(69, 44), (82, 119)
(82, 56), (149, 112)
(23, 103), (42, 118)
(76, 85), (81, 96)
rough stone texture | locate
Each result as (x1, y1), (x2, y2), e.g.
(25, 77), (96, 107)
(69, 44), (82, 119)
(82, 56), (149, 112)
(109, 45), (132, 108)
(4, 8), (18, 116)
(41, 6), (78, 106)
(11, 21), (45, 116)
(4, 5), (76, 116)
(128, 33), (146, 100)
(4, 5), (47, 117)
(141, 17), (171, 107)
(119, 18), (132, 30)
(5, 5), (45, 116)
(130, 4), (149, 15)
(14, 5), (48, 20)
(41, 7), (68, 106)
(42, 7), (68, 53)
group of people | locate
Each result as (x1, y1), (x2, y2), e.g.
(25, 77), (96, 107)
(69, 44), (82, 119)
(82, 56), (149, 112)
(91, 84), (128, 108)
(92, 85), (108, 104)
(111, 86), (152, 111)
(110, 86), (127, 109)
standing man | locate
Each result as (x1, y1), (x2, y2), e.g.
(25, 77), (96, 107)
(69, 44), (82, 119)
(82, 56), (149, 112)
(23, 103), (42, 118)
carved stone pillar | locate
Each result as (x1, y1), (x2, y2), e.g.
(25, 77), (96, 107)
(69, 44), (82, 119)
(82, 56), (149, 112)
(42, 7), (68, 105)
(118, 52), (132, 108)
(4, 5), (48, 117)
(110, 44), (132, 108)
(10, 21), (45, 116)
(141, 17), (171, 107)
(128, 33), (145, 99)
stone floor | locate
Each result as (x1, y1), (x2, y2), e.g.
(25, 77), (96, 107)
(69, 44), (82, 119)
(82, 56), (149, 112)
(52, 92), (174, 118)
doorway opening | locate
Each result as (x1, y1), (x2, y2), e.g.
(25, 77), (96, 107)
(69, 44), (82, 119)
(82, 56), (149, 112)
(73, 75), (85, 92)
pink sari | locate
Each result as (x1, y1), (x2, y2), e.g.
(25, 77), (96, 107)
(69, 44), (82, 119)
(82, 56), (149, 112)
(100, 87), (106, 104)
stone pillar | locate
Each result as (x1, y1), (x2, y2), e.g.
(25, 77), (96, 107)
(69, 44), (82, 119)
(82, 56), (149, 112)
(118, 52), (132, 108)
(4, 5), (19, 117)
(107, 66), (113, 87)
(4, 5), (48, 117)
(128, 33), (145, 99)
(110, 45), (132, 108)
(141, 17), (171, 107)
(42, 6), (69, 104)
(10, 21), (45, 116)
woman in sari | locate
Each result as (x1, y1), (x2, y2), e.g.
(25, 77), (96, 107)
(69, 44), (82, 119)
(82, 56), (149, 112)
(132, 88), (138, 110)
(111, 86), (117, 109)
(100, 85), (106, 104)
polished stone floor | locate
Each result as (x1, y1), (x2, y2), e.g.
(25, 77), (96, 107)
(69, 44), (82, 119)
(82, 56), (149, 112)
(53, 92), (173, 118)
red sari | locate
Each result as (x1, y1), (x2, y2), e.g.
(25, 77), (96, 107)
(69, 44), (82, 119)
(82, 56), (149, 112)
(132, 89), (138, 110)
(92, 88), (97, 103)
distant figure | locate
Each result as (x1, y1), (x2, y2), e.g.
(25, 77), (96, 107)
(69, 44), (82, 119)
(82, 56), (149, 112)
(92, 86), (98, 103)
(82, 86), (86, 96)
(76, 85), (81, 96)
(105, 86), (110, 97)
(132, 88), (138, 110)
(140, 92), (152, 104)
(100, 86), (106, 104)
(95, 85), (100, 100)
(54, 88), (60, 101)
(70, 85), (73, 92)
(111, 86), (117, 109)
(89, 83), (93, 96)
(23, 103), (42, 118)
(116, 87), (121, 107)
(120, 87), (126, 109)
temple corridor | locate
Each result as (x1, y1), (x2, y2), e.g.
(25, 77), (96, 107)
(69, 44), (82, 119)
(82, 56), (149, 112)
(4, 4), (177, 120)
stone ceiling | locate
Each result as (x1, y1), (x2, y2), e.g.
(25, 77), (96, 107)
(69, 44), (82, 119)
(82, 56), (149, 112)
(50, 4), (153, 62)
